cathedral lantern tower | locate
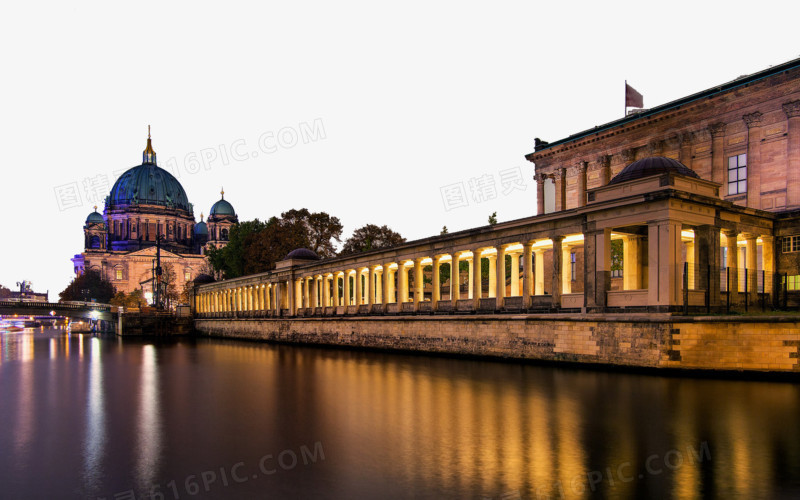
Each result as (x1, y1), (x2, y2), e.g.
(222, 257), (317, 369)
(83, 206), (107, 250)
(207, 188), (238, 250)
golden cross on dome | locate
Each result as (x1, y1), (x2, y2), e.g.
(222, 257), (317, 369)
(93, 205), (97, 211)
(200, 212), (204, 221)
(148, 124), (151, 138)
(221, 187), (224, 199)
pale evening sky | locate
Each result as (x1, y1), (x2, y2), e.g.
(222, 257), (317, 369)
(1, 0), (798, 297)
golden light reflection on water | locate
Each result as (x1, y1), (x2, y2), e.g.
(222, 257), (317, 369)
(135, 344), (162, 490)
(83, 337), (105, 491)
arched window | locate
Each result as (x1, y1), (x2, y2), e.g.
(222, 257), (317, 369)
(90, 235), (101, 249)
(221, 228), (229, 241)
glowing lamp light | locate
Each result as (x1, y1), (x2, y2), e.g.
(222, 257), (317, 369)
(91, 311), (99, 320)
(50, 311), (55, 316)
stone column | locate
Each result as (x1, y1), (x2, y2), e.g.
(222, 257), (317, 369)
(536, 174), (545, 215)
(695, 225), (721, 307)
(534, 249), (544, 295)
(523, 243), (533, 308)
(724, 230), (740, 305)
(510, 252), (520, 296)
(647, 220), (682, 309)
(467, 255), (474, 299)
(333, 274), (341, 306)
(762, 235), (775, 302)
(784, 101), (800, 208)
(622, 236), (641, 290)
(555, 167), (566, 211)
(355, 269), (363, 306)
(344, 271), (351, 306)
(387, 265), (396, 304)
(743, 112), (763, 209)
(323, 276), (330, 307)
(597, 155), (611, 186)
(367, 266), (375, 306)
(287, 280), (295, 315)
(551, 236), (564, 308)
(303, 278), (310, 308)
(496, 245), (507, 309)
(744, 234), (758, 305)
(471, 248), (483, 310)
(399, 261), (409, 303)
(413, 258), (424, 311)
(562, 244), (572, 295)
(685, 240), (696, 289)
(376, 269), (383, 304)
(577, 161), (588, 207)
(432, 256), (442, 311)
(708, 122), (727, 188)
(451, 253), (460, 306)
(488, 254), (497, 298)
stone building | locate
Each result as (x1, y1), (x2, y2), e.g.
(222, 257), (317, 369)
(71, 130), (238, 300)
(193, 56), (800, 317)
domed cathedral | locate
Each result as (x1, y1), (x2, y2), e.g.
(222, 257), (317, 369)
(71, 128), (239, 299)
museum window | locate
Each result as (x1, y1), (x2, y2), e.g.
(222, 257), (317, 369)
(570, 252), (576, 281)
(185, 271), (191, 281)
(115, 269), (123, 280)
(727, 153), (747, 195)
(782, 235), (800, 253)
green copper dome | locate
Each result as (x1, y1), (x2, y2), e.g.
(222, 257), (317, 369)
(108, 163), (191, 212)
(209, 189), (236, 216)
(106, 132), (191, 212)
(85, 210), (104, 224)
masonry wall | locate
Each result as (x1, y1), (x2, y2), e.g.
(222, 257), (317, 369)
(194, 315), (800, 373)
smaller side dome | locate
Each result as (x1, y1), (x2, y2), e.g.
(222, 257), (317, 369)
(86, 207), (104, 224)
(194, 212), (208, 235)
(609, 156), (699, 185)
(284, 248), (320, 261)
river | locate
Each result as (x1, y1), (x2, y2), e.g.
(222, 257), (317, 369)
(1, 328), (798, 499)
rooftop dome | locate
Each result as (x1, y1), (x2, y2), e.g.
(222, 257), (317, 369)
(85, 207), (104, 224)
(107, 130), (191, 212)
(209, 188), (236, 217)
(608, 156), (699, 185)
(193, 274), (215, 284)
(194, 214), (208, 236)
(284, 248), (320, 261)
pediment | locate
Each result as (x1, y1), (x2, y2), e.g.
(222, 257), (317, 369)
(127, 247), (183, 260)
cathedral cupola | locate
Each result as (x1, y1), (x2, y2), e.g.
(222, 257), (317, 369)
(143, 125), (157, 165)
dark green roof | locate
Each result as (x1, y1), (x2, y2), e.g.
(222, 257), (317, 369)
(85, 211), (104, 224)
(194, 220), (208, 235)
(107, 163), (191, 212)
(210, 198), (235, 216)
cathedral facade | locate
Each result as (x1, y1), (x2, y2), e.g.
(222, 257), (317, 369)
(71, 131), (238, 300)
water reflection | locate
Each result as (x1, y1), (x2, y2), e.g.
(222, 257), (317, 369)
(135, 344), (162, 491)
(0, 330), (798, 499)
(83, 337), (106, 492)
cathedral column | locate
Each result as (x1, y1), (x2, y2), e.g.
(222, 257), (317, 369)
(471, 248), (483, 309)
(783, 101), (800, 208)
(413, 258), (424, 311)
(522, 242), (533, 308)
(496, 245), (507, 309)
(488, 254), (497, 298)
(708, 122), (727, 187)
(432, 256), (442, 311)
(344, 270), (352, 306)
(743, 112), (763, 209)
(534, 249), (544, 295)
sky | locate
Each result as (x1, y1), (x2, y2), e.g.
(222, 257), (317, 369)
(1, 0), (799, 297)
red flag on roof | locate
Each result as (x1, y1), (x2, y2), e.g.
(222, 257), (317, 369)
(625, 82), (644, 108)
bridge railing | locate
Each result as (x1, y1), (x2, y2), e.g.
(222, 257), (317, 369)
(0, 300), (113, 312)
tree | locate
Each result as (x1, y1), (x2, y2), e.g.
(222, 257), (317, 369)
(207, 219), (269, 278)
(0, 285), (11, 299)
(59, 269), (116, 303)
(161, 263), (180, 309)
(242, 216), (311, 275)
(280, 208), (343, 258)
(340, 224), (405, 255)
(488, 212), (497, 225)
(440, 226), (449, 235)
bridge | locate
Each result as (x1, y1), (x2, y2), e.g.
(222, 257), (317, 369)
(0, 300), (115, 321)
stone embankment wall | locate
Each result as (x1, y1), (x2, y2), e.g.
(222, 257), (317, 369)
(194, 315), (800, 373)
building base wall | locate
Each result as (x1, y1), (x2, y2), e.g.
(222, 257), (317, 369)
(194, 315), (800, 373)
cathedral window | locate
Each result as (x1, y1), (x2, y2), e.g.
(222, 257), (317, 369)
(115, 269), (123, 280)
